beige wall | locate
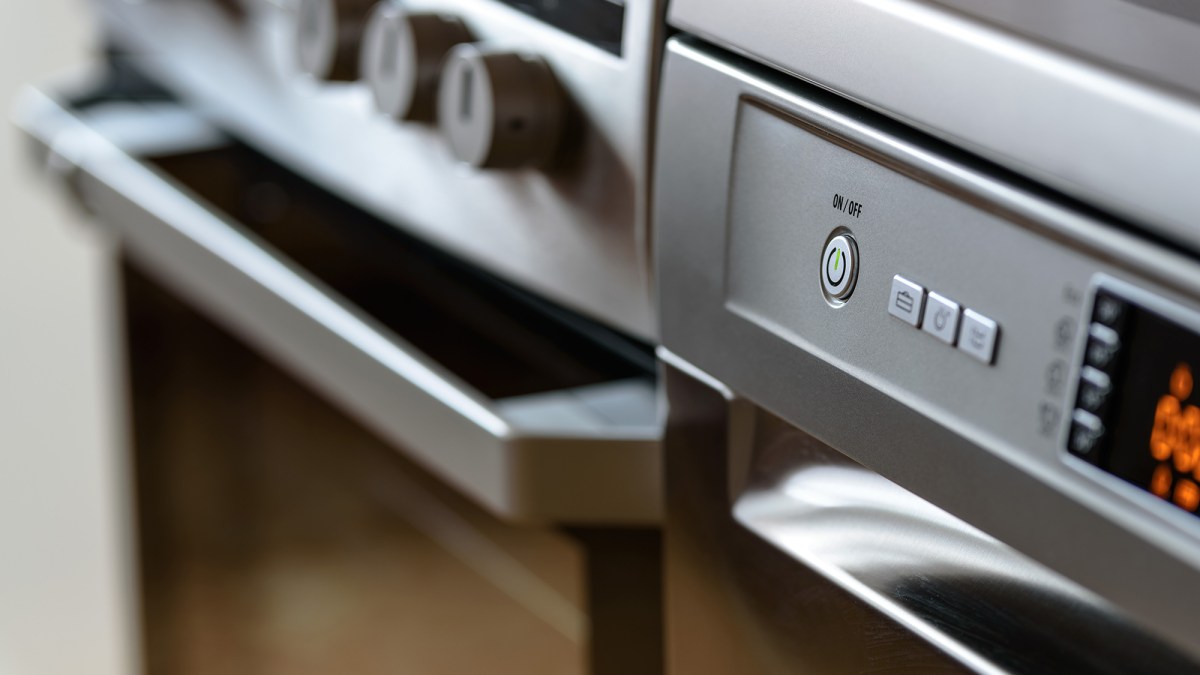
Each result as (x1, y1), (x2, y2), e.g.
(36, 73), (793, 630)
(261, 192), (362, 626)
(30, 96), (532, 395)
(0, 2), (138, 674)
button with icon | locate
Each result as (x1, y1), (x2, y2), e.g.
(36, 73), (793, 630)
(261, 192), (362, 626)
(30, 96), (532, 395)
(886, 274), (999, 365)
(887, 275), (926, 327)
(1076, 366), (1113, 416)
(1068, 409), (1106, 462)
(957, 309), (999, 364)
(820, 233), (859, 303)
(1091, 291), (1128, 331)
(1084, 323), (1121, 371)
(922, 292), (961, 345)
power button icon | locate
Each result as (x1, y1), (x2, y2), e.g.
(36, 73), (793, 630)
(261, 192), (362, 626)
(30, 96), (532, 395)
(821, 232), (859, 304)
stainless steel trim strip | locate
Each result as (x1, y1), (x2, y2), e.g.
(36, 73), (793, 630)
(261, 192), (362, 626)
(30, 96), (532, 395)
(668, 0), (1200, 251)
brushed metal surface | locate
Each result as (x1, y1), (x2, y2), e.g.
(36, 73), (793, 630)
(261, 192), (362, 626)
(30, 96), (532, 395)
(668, 0), (1200, 252)
(662, 357), (1199, 674)
(16, 85), (661, 525)
(922, 0), (1200, 92)
(90, 0), (661, 338)
(655, 38), (1200, 660)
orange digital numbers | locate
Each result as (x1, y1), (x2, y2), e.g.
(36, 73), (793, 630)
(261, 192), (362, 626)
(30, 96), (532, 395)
(1176, 479), (1200, 512)
(1147, 363), (1200, 512)
(1151, 464), (1174, 499)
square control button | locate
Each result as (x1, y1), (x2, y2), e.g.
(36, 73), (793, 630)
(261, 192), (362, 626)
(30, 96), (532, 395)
(1085, 323), (1121, 371)
(958, 309), (999, 364)
(1068, 409), (1106, 463)
(1092, 291), (1128, 330)
(888, 275), (925, 327)
(921, 292), (961, 344)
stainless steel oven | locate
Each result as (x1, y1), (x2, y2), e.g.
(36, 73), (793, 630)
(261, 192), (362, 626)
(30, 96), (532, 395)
(16, 10), (665, 665)
(21, 0), (1200, 671)
(17, 0), (673, 670)
(654, 17), (1200, 671)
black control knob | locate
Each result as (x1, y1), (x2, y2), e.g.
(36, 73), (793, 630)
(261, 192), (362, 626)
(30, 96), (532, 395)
(294, 0), (375, 81)
(361, 5), (473, 122)
(437, 45), (568, 169)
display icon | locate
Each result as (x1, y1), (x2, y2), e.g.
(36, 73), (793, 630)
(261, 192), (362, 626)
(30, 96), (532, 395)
(1081, 388), (1103, 411)
(968, 326), (987, 349)
(1093, 294), (1127, 328)
(921, 292), (961, 344)
(1054, 317), (1074, 351)
(825, 246), (847, 285)
(1086, 329), (1120, 368)
(1038, 402), (1061, 437)
(1070, 423), (1100, 454)
(888, 276), (925, 327)
(1045, 359), (1067, 395)
(933, 307), (951, 331)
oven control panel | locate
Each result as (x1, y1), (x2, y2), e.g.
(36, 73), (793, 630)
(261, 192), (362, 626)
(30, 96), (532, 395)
(655, 38), (1200, 660)
(715, 95), (1200, 547)
(92, 0), (662, 338)
(1067, 281), (1200, 521)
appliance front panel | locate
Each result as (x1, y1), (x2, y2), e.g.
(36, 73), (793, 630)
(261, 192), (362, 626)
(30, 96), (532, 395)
(655, 37), (1200, 661)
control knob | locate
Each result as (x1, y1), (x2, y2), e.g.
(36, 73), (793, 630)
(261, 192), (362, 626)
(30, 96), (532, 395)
(361, 5), (473, 121)
(438, 45), (568, 169)
(294, 0), (375, 81)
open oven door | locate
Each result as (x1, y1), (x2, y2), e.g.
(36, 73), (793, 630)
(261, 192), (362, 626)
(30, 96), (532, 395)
(15, 63), (662, 675)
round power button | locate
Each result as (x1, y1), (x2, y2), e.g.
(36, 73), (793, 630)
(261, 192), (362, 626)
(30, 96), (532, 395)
(821, 233), (858, 303)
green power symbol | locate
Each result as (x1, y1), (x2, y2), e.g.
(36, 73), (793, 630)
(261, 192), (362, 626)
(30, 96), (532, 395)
(825, 243), (847, 287)
(824, 234), (856, 301)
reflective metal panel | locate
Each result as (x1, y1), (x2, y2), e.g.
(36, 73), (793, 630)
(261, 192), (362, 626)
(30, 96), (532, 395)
(662, 356), (1200, 674)
(668, 0), (1200, 250)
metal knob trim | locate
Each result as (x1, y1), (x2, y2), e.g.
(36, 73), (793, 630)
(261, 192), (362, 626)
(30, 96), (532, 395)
(294, 0), (375, 82)
(361, 5), (473, 122)
(437, 45), (568, 169)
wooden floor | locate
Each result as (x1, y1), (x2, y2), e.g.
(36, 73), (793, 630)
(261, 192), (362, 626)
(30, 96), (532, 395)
(125, 265), (588, 675)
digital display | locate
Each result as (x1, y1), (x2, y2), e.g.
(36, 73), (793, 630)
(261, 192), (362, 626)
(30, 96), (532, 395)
(1102, 301), (1200, 517)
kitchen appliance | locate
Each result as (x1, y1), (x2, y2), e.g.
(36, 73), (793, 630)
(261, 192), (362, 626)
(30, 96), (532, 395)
(17, 74), (662, 673)
(38, 0), (672, 523)
(16, 0), (668, 671)
(89, 0), (663, 339)
(655, 2), (1200, 669)
(23, 0), (1200, 671)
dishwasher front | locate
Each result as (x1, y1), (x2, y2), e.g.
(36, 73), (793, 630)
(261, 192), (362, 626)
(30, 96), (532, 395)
(655, 36), (1200, 673)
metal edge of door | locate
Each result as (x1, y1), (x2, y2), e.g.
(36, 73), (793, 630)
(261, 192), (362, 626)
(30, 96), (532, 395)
(666, 0), (1200, 254)
(13, 83), (662, 526)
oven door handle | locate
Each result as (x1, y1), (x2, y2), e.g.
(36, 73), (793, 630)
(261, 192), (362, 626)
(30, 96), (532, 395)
(15, 85), (660, 525)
